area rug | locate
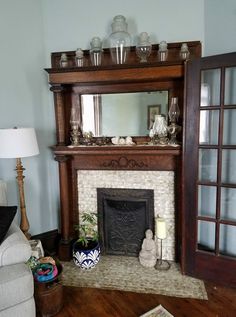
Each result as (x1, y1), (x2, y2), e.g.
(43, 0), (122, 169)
(61, 255), (208, 300)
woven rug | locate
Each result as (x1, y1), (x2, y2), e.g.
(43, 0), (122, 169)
(61, 255), (208, 300)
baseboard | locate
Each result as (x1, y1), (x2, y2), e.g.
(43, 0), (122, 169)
(31, 229), (60, 256)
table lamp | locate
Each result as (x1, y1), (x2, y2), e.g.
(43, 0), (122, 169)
(0, 127), (39, 238)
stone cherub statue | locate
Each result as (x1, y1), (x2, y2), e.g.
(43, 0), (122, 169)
(139, 229), (157, 268)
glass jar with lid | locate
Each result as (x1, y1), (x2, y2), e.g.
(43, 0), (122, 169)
(108, 15), (131, 64)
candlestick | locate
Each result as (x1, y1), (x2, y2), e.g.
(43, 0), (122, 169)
(155, 217), (171, 271)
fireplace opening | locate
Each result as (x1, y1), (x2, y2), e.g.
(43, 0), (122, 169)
(97, 188), (154, 256)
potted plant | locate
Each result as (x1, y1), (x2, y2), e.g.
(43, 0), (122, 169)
(73, 212), (100, 270)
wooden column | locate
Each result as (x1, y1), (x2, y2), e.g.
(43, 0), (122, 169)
(50, 85), (66, 145)
(55, 154), (72, 260)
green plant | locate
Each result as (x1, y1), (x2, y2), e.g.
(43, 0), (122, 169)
(74, 212), (98, 248)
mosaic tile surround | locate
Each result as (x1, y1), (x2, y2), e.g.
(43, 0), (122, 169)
(77, 170), (175, 261)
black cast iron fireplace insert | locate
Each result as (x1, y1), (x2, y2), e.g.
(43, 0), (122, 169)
(97, 188), (154, 256)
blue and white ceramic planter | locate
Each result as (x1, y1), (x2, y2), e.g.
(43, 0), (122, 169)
(73, 240), (100, 270)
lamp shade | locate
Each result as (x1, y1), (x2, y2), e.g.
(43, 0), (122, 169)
(0, 128), (39, 158)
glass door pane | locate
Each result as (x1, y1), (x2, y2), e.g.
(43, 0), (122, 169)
(198, 185), (216, 218)
(198, 149), (218, 182)
(223, 109), (236, 145)
(201, 69), (221, 106)
(221, 187), (236, 221)
(199, 110), (219, 145)
(224, 67), (236, 105)
(222, 150), (236, 184)
(198, 220), (215, 252)
(219, 224), (236, 257)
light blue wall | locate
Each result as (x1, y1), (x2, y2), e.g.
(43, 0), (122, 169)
(204, 0), (236, 55)
(41, 0), (204, 64)
(0, 0), (59, 234)
(0, 0), (235, 234)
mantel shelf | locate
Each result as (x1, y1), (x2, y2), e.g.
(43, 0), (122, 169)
(51, 144), (181, 156)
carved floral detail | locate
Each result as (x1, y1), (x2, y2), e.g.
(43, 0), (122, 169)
(102, 156), (148, 169)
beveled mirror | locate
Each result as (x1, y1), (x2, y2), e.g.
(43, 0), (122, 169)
(73, 91), (169, 137)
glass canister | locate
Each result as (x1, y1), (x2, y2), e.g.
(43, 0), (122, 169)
(108, 15), (131, 64)
(136, 32), (152, 63)
(158, 41), (168, 62)
(75, 48), (84, 67)
(180, 43), (190, 60)
(90, 37), (103, 66)
(60, 53), (68, 68)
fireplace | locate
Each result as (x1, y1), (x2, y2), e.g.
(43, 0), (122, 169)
(77, 170), (175, 261)
(97, 188), (154, 256)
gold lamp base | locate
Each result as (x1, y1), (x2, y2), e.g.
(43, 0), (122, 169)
(16, 158), (31, 239)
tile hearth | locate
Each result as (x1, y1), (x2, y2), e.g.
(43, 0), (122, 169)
(62, 255), (208, 300)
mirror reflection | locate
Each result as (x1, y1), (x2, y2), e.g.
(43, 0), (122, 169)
(80, 91), (168, 137)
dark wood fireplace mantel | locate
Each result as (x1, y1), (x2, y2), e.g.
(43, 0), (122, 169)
(52, 144), (181, 170)
(52, 144), (182, 262)
(46, 41), (201, 266)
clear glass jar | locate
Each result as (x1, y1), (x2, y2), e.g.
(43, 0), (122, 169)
(108, 15), (131, 64)
(158, 41), (168, 62)
(180, 43), (190, 60)
(90, 37), (103, 66)
(60, 53), (68, 68)
(136, 32), (152, 63)
(75, 48), (84, 67)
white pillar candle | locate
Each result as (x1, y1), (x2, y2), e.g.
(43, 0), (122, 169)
(156, 217), (167, 239)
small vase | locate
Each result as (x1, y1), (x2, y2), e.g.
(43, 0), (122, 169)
(108, 15), (131, 64)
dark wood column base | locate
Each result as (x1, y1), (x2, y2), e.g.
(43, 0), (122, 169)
(58, 238), (74, 261)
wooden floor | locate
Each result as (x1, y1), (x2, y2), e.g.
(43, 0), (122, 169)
(51, 282), (236, 317)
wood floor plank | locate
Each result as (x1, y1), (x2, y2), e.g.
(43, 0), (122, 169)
(44, 282), (236, 317)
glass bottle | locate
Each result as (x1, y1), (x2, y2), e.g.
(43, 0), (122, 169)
(158, 41), (168, 62)
(90, 37), (103, 66)
(60, 53), (68, 68)
(75, 48), (84, 67)
(108, 15), (131, 64)
(136, 32), (152, 63)
(180, 43), (190, 60)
